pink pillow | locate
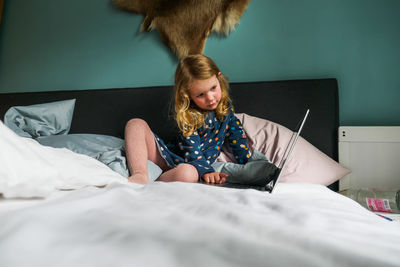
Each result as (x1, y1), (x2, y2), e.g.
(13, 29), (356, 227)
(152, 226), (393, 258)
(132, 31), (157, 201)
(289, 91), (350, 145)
(217, 113), (350, 185)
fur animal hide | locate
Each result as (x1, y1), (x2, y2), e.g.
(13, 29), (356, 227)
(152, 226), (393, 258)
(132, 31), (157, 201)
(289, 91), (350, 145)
(113, 0), (251, 58)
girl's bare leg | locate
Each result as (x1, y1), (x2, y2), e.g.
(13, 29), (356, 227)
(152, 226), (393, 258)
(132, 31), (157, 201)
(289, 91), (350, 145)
(156, 163), (199, 183)
(125, 118), (168, 184)
(125, 118), (200, 184)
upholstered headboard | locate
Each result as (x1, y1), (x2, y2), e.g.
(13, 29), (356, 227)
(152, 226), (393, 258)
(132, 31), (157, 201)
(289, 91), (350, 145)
(0, 78), (339, 189)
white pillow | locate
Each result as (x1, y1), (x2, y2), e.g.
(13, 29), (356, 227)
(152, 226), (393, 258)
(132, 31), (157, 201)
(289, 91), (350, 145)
(0, 121), (127, 198)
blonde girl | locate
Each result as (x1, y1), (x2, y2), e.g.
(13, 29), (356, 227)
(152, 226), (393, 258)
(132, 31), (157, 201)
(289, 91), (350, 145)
(125, 54), (251, 184)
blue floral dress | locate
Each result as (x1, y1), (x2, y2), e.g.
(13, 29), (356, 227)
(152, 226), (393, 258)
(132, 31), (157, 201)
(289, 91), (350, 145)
(154, 109), (251, 179)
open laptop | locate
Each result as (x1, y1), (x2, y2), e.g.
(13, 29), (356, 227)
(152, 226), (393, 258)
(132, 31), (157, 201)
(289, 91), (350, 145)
(208, 109), (310, 193)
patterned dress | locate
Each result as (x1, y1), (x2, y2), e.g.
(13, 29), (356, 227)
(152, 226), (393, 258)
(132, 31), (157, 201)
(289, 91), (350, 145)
(154, 108), (251, 179)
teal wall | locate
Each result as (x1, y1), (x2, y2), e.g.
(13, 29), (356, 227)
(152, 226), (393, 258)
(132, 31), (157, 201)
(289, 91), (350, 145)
(0, 0), (399, 126)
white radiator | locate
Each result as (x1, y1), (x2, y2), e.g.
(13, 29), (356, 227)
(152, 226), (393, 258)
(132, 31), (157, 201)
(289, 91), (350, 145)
(339, 126), (400, 191)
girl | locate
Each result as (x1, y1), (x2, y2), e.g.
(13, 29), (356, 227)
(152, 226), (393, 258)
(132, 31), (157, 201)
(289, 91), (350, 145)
(125, 54), (251, 184)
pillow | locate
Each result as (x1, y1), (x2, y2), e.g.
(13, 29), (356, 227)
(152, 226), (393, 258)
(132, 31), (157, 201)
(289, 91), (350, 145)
(36, 134), (162, 182)
(3, 99), (75, 138)
(0, 121), (128, 198)
(212, 149), (278, 186)
(217, 113), (350, 186)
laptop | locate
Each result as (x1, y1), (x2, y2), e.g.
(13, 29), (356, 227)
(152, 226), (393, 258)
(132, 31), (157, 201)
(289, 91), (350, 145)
(206, 109), (310, 193)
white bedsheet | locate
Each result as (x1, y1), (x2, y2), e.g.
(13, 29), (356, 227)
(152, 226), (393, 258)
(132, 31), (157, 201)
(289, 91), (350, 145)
(1, 182), (399, 267)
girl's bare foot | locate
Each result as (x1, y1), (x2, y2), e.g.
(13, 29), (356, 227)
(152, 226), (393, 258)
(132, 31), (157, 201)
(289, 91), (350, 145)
(128, 173), (149, 184)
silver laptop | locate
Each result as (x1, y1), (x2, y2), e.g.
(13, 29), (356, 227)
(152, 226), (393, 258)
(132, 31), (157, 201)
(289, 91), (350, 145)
(268, 109), (309, 193)
(211, 109), (310, 193)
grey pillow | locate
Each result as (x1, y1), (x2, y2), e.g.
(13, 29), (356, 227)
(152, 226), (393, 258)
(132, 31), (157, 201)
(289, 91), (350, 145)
(212, 149), (278, 186)
(36, 134), (162, 182)
(4, 99), (76, 138)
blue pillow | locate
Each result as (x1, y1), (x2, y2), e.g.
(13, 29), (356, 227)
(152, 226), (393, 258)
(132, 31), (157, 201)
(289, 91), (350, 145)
(4, 99), (76, 138)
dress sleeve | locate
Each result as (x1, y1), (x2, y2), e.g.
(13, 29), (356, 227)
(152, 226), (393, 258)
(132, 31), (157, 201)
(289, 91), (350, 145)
(178, 131), (214, 179)
(226, 113), (252, 164)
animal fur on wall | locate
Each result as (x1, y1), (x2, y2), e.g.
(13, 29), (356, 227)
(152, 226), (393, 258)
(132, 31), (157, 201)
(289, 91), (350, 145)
(113, 0), (251, 58)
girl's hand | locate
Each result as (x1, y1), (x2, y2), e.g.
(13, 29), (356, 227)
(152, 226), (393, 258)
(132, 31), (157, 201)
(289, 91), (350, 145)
(202, 172), (228, 184)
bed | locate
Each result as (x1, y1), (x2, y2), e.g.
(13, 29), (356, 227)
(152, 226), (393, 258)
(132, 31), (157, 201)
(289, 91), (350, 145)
(0, 78), (399, 267)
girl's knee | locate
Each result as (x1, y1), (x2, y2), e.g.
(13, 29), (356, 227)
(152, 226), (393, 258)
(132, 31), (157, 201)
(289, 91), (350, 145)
(125, 118), (152, 137)
(175, 164), (199, 183)
(126, 118), (148, 129)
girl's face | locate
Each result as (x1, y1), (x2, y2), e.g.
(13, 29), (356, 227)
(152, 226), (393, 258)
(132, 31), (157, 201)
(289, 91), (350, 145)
(188, 75), (222, 111)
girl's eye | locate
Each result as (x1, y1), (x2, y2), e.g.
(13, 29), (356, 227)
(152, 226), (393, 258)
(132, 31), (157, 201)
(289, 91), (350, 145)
(210, 86), (216, 91)
(197, 93), (204, 98)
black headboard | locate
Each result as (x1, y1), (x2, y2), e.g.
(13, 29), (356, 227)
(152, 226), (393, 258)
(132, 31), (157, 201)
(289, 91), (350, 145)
(0, 78), (339, 188)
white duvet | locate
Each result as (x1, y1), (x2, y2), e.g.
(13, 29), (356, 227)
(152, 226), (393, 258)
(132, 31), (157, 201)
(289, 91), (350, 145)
(0, 121), (126, 198)
(1, 181), (399, 267)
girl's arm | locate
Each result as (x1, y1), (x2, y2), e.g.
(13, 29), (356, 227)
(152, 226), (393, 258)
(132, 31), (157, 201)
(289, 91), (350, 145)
(226, 114), (252, 164)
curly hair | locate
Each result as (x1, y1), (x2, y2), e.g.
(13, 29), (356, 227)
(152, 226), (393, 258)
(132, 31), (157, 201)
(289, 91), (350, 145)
(174, 54), (231, 137)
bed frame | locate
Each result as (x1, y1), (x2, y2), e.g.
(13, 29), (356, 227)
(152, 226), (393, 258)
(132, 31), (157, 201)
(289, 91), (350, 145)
(0, 78), (339, 190)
